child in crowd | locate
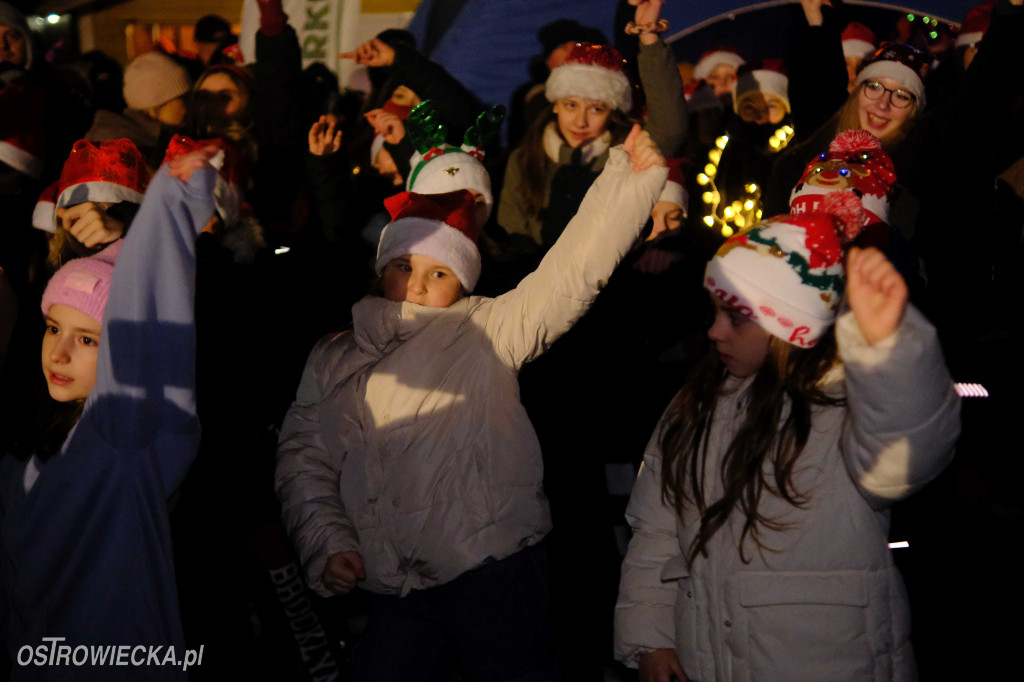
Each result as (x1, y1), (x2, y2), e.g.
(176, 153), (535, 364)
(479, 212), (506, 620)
(276, 126), (666, 681)
(0, 143), (219, 680)
(614, 191), (960, 681)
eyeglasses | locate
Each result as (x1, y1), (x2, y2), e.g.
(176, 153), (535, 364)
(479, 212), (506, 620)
(861, 81), (916, 109)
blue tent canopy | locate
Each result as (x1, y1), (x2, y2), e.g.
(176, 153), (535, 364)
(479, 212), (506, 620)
(408, 0), (974, 125)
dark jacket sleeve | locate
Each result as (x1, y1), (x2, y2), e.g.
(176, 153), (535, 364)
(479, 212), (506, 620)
(638, 39), (688, 158)
(785, 6), (850, 139)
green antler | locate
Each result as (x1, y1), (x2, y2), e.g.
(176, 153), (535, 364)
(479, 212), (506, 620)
(463, 105), (506, 150)
(406, 100), (448, 155)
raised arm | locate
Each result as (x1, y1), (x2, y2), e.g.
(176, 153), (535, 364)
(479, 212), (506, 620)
(486, 126), (667, 367)
(90, 146), (218, 495)
(838, 247), (960, 508)
(633, 0), (688, 157)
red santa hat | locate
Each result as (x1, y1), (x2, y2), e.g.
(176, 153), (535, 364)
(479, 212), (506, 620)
(0, 83), (45, 180)
(376, 190), (481, 292)
(956, 1), (995, 48)
(692, 46), (745, 81)
(733, 60), (790, 114)
(842, 22), (876, 60)
(32, 181), (58, 233)
(705, 192), (866, 348)
(789, 130), (897, 226)
(55, 139), (150, 226)
(546, 42), (632, 112)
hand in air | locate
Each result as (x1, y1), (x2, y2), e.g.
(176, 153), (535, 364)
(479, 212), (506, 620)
(845, 246), (908, 346)
(622, 124), (666, 172)
(339, 38), (395, 67)
(56, 202), (123, 248)
(308, 115), (343, 156)
(322, 551), (366, 595)
(169, 145), (221, 183)
(365, 109), (406, 144)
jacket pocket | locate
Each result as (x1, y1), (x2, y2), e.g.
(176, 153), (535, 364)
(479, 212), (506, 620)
(727, 570), (875, 682)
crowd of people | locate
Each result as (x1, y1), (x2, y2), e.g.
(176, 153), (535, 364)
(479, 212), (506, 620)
(0, 0), (1020, 679)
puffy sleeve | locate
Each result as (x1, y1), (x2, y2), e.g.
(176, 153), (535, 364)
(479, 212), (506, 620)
(275, 334), (361, 597)
(838, 304), (961, 508)
(484, 145), (667, 368)
(614, 416), (685, 668)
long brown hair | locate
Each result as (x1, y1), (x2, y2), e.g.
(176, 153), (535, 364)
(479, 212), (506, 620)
(659, 330), (843, 565)
(512, 102), (632, 218)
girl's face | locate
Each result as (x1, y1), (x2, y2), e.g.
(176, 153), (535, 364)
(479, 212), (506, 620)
(647, 201), (684, 242)
(857, 77), (914, 142)
(707, 295), (772, 378)
(553, 96), (612, 148)
(736, 93), (788, 125)
(383, 254), (463, 308)
(41, 304), (101, 403)
(199, 72), (247, 116)
(154, 96), (188, 127)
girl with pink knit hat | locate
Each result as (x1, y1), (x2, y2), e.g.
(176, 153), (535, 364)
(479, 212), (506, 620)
(614, 190), (960, 681)
(1, 142), (220, 679)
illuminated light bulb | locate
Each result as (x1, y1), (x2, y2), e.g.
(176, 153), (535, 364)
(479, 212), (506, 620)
(744, 200), (755, 210)
(756, 210), (763, 219)
(721, 226), (734, 237)
(907, 13), (915, 21)
(352, 165), (362, 175)
(746, 183), (758, 193)
(723, 207), (735, 219)
(769, 137), (781, 149)
(702, 191), (714, 203)
(709, 149), (722, 164)
(715, 136), (729, 149)
(711, 191), (721, 203)
(922, 16), (930, 23)
(932, 19), (938, 26)
(734, 215), (746, 228)
(703, 215), (715, 227)
(784, 126), (794, 135)
(777, 129), (788, 140)
(731, 200), (743, 210)
(704, 163), (717, 177)
(929, 31), (938, 39)
(697, 173), (709, 185)
(47, 14), (60, 24)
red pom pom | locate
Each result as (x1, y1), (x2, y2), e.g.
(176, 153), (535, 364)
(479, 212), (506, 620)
(821, 190), (866, 242)
(828, 129), (882, 154)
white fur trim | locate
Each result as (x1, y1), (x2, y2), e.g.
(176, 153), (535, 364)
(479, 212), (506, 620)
(855, 62), (925, 107)
(733, 69), (790, 112)
(407, 151), (493, 221)
(546, 62), (631, 112)
(658, 180), (686, 208)
(0, 140), (42, 179)
(843, 39), (875, 59)
(32, 199), (55, 233)
(542, 122), (611, 165)
(693, 50), (745, 80)
(55, 181), (145, 229)
(955, 31), (983, 48)
(376, 217), (481, 292)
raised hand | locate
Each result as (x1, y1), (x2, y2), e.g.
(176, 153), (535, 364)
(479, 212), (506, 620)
(308, 115), (342, 156)
(622, 124), (666, 172)
(169, 145), (221, 183)
(845, 246), (908, 345)
(365, 109), (406, 144)
(322, 551), (366, 595)
(56, 202), (123, 248)
(339, 38), (395, 67)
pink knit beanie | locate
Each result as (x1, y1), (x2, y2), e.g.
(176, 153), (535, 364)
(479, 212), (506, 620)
(41, 241), (122, 325)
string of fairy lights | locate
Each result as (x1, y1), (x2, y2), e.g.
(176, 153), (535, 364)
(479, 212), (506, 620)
(696, 124), (795, 237)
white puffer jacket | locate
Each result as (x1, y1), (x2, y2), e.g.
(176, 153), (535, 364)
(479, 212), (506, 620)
(614, 305), (960, 681)
(277, 147), (666, 597)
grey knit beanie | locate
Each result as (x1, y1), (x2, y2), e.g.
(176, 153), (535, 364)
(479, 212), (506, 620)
(123, 52), (191, 111)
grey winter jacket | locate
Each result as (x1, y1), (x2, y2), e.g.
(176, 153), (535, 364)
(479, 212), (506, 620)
(277, 147), (667, 597)
(614, 305), (960, 681)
